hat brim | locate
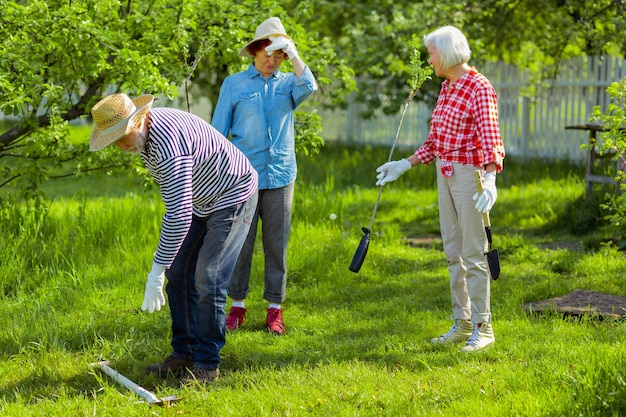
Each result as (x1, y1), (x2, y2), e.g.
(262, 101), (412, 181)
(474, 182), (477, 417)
(89, 94), (154, 151)
(238, 34), (291, 57)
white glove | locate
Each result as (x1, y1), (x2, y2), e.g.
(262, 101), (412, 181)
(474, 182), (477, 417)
(375, 159), (412, 186)
(142, 262), (166, 313)
(473, 171), (497, 213)
(265, 35), (299, 60)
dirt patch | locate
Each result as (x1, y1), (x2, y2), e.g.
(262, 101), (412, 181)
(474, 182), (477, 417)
(524, 289), (626, 320)
(405, 235), (442, 248)
(537, 241), (584, 251)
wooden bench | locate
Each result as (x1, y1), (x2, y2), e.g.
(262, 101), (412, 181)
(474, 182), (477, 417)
(565, 124), (625, 196)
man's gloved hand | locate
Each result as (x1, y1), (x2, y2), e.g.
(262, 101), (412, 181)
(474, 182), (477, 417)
(265, 35), (299, 60)
(375, 159), (412, 186)
(142, 262), (166, 313)
(473, 171), (497, 213)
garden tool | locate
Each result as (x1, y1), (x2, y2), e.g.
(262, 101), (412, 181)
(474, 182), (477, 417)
(349, 43), (432, 273)
(89, 360), (179, 406)
(349, 226), (371, 272)
(348, 115), (404, 273)
(474, 170), (501, 280)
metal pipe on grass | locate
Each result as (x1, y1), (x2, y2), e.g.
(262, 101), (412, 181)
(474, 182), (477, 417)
(89, 360), (179, 406)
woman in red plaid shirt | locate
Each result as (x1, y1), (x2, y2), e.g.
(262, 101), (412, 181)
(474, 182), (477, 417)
(376, 25), (505, 352)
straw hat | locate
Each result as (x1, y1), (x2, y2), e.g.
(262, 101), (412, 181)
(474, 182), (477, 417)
(239, 17), (290, 57)
(89, 93), (154, 151)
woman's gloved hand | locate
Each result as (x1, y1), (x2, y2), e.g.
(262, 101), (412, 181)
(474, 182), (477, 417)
(473, 171), (497, 213)
(265, 35), (299, 60)
(375, 159), (412, 186)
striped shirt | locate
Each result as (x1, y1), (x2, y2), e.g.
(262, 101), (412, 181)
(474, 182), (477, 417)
(141, 108), (258, 268)
(414, 68), (505, 177)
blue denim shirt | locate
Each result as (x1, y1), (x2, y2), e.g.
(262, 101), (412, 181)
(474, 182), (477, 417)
(211, 64), (317, 190)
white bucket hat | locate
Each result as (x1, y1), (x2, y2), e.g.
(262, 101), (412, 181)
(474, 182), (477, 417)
(89, 93), (154, 151)
(239, 17), (290, 57)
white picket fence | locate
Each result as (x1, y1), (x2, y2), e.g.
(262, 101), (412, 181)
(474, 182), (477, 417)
(320, 56), (626, 163)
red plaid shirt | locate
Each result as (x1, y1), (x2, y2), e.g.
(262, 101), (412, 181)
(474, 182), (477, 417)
(414, 68), (505, 177)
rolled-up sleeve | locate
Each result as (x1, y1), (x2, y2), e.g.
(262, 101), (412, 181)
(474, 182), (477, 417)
(292, 65), (317, 108)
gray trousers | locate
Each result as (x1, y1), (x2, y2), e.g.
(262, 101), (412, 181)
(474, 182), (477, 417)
(436, 161), (491, 324)
(228, 183), (294, 304)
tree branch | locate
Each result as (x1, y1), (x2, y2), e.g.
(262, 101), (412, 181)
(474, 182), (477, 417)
(50, 164), (131, 179)
(0, 77), (105, 149)
(0, 174), (21, 189)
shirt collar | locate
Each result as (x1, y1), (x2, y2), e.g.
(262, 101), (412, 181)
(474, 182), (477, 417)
(443, 66), (477, 90)
(245, 63), (280, 79)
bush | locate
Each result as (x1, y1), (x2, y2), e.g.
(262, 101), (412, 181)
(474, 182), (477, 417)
(591, 77), (626, 249)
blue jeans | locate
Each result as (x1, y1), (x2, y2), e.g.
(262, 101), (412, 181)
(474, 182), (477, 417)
(165, 192), (257, 369)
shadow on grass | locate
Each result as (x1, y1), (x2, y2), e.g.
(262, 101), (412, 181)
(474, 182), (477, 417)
(0, 371), (101, 405)
(218, 241), (464, 373)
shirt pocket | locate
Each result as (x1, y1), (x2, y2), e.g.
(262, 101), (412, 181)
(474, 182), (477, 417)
(444, 107), (472, 138)
(235, 91), (262, 119)
(275, 87), (294, 113)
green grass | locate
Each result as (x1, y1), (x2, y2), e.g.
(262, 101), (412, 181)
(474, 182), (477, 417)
(1, 144), (625, 416)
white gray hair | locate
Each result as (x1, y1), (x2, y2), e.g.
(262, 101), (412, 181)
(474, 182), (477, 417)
(423, 26), (471, 70)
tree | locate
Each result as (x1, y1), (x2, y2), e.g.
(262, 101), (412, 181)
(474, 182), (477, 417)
(289, 0), (626, 114)
(461, 0), (626, 78)
(2, 0), (625, 196)
(0, 0), (354, 196)
(285, 0), (445, 117)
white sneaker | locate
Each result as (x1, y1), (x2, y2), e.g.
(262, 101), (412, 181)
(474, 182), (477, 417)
(430, 319), (473, 344)
(461, 322), (495, 352)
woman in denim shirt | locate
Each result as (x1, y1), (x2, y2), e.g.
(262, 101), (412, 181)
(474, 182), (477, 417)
(211, 17), (317, 335)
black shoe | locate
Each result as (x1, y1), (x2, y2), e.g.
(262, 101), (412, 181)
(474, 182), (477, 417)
(146, 354), (194, 377)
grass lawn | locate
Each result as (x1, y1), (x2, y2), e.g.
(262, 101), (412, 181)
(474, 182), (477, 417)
(0, 143), (624, 416)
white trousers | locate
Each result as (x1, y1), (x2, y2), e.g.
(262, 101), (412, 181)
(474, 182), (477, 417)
(436, 161), (491, 324)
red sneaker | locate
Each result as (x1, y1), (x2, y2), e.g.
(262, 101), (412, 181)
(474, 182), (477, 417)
(266, 308), (285, 335)
(226, 306), (246, 330)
